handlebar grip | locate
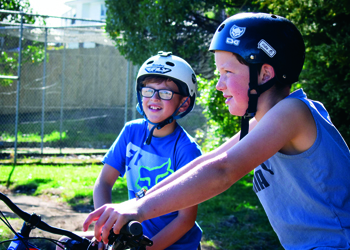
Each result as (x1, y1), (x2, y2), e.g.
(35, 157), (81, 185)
(120, 221), (143, 236)
(108, 221), (143, 246)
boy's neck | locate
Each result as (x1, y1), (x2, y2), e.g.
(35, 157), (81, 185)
(148, 120), (177, 138)
(255, 86), (290, 121)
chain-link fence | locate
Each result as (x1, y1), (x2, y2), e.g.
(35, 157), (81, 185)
(0, 10), (207, 162)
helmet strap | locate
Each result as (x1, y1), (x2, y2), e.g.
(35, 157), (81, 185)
(239, 64), (276, 140)
(136, 91), (144, 116)
(142, 96), (190, 145)
(145, 117), (174, 145)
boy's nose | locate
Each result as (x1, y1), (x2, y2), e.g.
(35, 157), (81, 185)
(216, 76), (226, 91)
(150, 91), (161, 100)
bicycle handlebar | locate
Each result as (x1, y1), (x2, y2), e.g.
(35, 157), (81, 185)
(0, 192), (84, 242)
(0, 192), (152, 250)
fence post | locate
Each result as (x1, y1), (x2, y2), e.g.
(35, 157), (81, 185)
(40, 28), (48, 154)
(13, 12), (24, 165)
(59, 41), (66, 154)
(132, 65), (138, 120)
(124, 60), (130, 124)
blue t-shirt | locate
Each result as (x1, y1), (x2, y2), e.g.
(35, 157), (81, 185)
(254, 89), (350, 250)
(103, 119), (202, 250)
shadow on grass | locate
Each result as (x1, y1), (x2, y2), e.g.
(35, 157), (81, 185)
(111, 187), (128, 204)
(69, 195), (95, 213)
(67, 187), (128, 213)
(0, 178), (52, 195)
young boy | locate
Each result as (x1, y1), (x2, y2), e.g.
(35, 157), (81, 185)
(94, 52), (202, 250)
(84, 13), (350, 249)
(58, 52), (202, 250)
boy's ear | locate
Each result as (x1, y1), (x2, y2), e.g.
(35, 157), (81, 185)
(178, 97), (190, 113)
(259, 64), (275, 84)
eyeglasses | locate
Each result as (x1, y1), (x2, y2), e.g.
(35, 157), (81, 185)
(141, 87), (181, 100)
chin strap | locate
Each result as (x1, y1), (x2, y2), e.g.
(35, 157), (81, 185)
(136, 94), (191, 145)
(145, 117), (174, 145)
(240, 64), (277, 140)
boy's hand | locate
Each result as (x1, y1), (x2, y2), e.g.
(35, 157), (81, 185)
(83, 199), (141, 244)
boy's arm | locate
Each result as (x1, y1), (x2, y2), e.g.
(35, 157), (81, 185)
(145, 118), (258, 196)
(93, 163), (120, 209)
(146, 206), (198, 250)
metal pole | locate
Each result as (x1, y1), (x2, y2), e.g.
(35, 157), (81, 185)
(124, 61), (130, 124)
(40, 28), (48, 154)
(13, 12), (24, 165)
(132, 65), (138, 120)
(59, 41), (66, 154)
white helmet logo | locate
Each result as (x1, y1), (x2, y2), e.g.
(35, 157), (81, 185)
(230, 25), (246, 39)
(258, 39), (276, 58)
(145, 64), (171, 74)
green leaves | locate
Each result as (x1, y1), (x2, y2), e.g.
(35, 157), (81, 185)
(105, 0), (255, 67)
(0, 41), (46, 86)
(197, 71), (241, 151)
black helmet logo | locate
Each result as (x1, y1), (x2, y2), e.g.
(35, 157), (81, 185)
(145, 64), (172, 74)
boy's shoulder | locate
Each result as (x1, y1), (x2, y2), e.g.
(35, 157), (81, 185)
(125, 118), (147, 128)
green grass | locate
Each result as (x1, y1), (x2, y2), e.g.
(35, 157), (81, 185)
(0, 165), (127, 206)
(1, 131), (66, 143)
(0, 222), (13, 240)
(0, 165), (282, 249)
(197, 172), (283, 249)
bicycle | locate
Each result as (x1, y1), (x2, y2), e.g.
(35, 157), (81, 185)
(0, 192), (153, 250)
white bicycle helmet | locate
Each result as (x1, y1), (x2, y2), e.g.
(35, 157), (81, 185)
(136, 51), (197, 144)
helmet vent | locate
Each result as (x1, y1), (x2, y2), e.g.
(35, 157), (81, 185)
(165, 61), (175, 67)
(146, 60), (154, 65)
(192, 74), (197, 84)
(271, 15), (277, 19)
(218, 24), (225, 32)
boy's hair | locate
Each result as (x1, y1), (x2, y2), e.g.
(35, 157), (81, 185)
(233, 52), (287, 91)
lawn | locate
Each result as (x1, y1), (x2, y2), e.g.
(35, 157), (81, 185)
(0, 164), (283, 250)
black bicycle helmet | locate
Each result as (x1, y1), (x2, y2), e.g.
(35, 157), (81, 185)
(209, 12), (305, 139)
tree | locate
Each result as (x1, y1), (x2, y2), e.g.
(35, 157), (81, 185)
(105, 0), (259, 77)
(0, 0), (33, 22)
(0, 0), (43, 87)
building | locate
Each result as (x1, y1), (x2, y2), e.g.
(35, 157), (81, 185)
(62, 0), (107, 48)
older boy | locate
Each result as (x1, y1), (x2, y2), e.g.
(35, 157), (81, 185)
(84, 13), (350, 249)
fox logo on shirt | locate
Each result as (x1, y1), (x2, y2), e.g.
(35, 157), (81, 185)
(136, 158), (174, 191)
